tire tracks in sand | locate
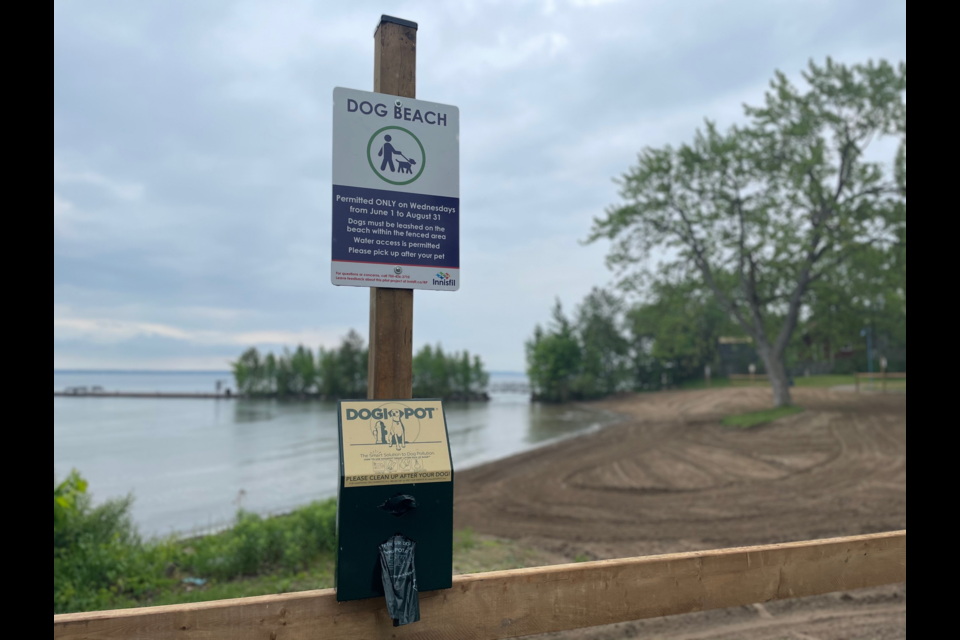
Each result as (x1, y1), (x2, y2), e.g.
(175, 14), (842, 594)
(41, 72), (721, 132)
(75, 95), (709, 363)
(454, 387), (907, 639)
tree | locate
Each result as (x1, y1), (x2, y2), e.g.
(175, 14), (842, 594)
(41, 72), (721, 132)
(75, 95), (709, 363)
(288, 345), (318, 395)
(573, 288), (630, 397)
(232, 347), (269, 395)
(470, 355), (490, 396)
(412, 345), (489, 399)
(318, 330), (368, 399)
(627, 279), (735, 387)
(589, 59), (906, 406)
(526, 301), (583, 402)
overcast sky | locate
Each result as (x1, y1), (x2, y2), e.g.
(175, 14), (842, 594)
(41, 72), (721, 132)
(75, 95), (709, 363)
(54, 0), (906, 372)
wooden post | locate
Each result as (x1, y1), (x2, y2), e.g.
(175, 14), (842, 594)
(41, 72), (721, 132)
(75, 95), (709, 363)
(368, 16), (418, 400)
(881, 357), (888, 394)
(704, 365), (711, 389)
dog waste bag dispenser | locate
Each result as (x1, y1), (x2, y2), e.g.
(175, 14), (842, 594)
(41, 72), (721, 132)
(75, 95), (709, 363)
(336, 399), (453, 621)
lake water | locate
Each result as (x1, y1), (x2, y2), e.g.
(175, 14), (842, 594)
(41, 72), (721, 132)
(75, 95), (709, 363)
(53, 371), (617, 537)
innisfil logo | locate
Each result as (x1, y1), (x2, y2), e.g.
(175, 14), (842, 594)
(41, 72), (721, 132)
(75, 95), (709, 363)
(433, 272), (456, 287)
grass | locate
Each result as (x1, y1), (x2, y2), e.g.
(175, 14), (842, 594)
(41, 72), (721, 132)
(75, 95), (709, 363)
(139, 560), (337, 607)
(55, 474), (552, 615)
(680, 374), (857, 390)
(133, 529), (549, 609)
(721, 405), (805, 429)
(452, 528), (551, 575)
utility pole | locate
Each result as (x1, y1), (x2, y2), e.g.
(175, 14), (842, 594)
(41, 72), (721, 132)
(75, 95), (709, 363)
(368, 15), (417, 400)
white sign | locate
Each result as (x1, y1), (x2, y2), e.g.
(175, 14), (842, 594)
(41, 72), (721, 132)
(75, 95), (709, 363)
(331, 87), (460, 291)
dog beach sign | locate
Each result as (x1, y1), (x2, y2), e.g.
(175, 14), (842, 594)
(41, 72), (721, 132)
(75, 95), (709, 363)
(338, 399), (452, 488)
(331, 87), (460, 291)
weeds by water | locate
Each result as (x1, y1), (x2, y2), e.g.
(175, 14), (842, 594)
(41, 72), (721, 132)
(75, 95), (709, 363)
(54, 471), (337, 614)
(55, 476), (548, 614)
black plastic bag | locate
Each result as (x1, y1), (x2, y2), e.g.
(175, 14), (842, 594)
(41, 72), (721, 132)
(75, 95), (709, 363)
(379, 534), (420, 627)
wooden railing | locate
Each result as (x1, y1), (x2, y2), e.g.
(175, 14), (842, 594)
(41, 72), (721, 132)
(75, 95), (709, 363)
(54, 530), (906, 640)
(855, 372), (907, 393)
(728, 373), (766, 383)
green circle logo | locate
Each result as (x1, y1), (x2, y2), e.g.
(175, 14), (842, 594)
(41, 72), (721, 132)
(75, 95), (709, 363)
(367, 126), (426, 185)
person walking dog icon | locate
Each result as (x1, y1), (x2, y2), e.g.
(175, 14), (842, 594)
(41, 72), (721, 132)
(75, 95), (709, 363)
(378, 135), (399, 172)
(378, 135), (417, 174)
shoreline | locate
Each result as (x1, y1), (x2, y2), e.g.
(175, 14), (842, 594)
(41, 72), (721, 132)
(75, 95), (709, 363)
(54, 390), (494, 401)
(55, 391), (237, 399)
(56, 394), (619, 540)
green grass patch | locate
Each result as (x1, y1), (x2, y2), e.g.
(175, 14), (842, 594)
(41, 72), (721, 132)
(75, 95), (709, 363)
(721, 405), (805, 429)
(451, 528), (550, 575)
(139, 560), (336, 607)
(681, 375), (857, 390)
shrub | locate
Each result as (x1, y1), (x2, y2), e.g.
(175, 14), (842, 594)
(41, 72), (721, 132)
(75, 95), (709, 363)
(54, 472), (338, 614)
(186, 501), (337, 580)
(54, 472), (176, 613)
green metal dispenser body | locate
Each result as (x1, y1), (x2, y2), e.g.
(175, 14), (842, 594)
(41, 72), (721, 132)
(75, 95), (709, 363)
(335, 399), (453, 602)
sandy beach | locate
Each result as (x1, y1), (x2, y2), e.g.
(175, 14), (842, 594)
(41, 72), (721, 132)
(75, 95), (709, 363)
(455, 387), (907, 639)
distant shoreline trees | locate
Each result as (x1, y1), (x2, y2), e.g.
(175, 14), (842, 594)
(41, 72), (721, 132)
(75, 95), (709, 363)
(232, 331), (490, 401)
(527, 278), (905, 403)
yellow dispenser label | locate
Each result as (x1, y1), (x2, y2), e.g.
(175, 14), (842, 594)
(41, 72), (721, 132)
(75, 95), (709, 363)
(339, 400), (452, 488)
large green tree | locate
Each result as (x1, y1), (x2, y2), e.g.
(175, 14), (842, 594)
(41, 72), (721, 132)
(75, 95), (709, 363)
(590, 59), (906, 406)
(628, 278), (736, 386)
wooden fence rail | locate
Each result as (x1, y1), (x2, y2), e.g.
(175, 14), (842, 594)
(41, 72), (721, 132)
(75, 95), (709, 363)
(54, 530), (906, 640)
(855, 372), (907, 393)
(728, 373), (766, 383)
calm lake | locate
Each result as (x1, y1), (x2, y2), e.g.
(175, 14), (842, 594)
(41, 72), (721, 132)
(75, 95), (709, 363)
(53, 371), (616, 537)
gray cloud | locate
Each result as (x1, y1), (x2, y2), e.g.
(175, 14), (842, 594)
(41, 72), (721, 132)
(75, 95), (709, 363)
(54, 0), (906, 370)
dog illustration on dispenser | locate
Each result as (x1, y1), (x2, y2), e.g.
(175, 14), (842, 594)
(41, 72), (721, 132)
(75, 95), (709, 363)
(397, 158), (416, 174)
(386, 409), (407, 451)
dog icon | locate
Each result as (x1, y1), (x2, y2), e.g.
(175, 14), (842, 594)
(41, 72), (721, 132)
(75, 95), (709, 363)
(397, 158), (417, 174)
(386, 409), (407, 451)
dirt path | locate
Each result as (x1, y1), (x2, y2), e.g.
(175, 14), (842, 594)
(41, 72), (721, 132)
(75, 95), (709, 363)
(454, 387), (907, 639)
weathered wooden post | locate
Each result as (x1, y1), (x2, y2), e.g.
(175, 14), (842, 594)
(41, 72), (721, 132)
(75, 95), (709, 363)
(749, 363), (756, 384)
(704, 364), (711, 389)
(881, 356), (888, 394)
(369, 15), (418, 401)
(329, 15), (461, 625)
